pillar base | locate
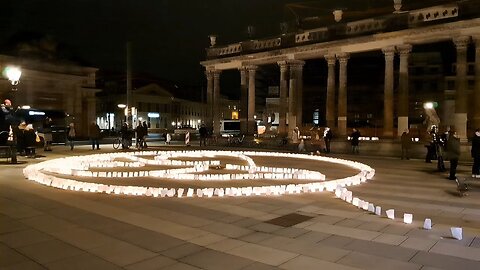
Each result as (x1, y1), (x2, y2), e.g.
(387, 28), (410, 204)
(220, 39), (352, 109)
(397, 117), (409, 137)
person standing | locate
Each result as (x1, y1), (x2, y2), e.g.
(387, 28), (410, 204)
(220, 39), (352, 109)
(0, 99), (14, 146)
(66, 122), (76, 150)
(471, 128), (480, 178)
(135, 123), (145, 149)
(401, 129), (411, 160)
(425, 125), (439, 163)
(199, 124), (207, 147)
(350, 128), (361, 154)
(121, 122), (130, 149)
(446, 130), (461, 180)
(323, 127), (333, 153)
(142, 121), (148, 148)
(89, 121), (101, 150)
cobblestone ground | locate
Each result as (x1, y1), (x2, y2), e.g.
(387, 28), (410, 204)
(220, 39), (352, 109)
(0, 143), (479, 270)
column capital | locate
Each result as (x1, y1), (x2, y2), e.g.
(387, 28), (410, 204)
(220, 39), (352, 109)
(205, 69), (214, 79)
(325, 54), (336, 66)
(213, 69), (221, 79)
(277, 61), (289, 72)
(246, 65), (258, 71)
(336, 53), (350, 64)
(453, 36), (471, 50)
(382, 46), (396, 57)
(397, 44), (412, 56)
(290, 60), (305, 71)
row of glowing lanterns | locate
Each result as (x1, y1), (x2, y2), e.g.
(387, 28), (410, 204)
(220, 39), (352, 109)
(22, 150), (463, 240)
(335, 185), (463, 240)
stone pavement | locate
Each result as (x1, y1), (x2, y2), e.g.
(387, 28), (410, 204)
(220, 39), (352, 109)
(0, 143), (479, 270)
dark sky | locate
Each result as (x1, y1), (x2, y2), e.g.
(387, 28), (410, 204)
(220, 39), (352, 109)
(0, 0), (448, 88)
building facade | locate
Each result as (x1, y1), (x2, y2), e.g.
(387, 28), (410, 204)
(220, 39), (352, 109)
(201, 1), (480, 140)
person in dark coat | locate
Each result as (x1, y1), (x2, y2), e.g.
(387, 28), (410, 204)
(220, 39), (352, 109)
(446, 130), (461, 180)
(401, 129), (411, 160)
(0, 99), (14, 146)
(199, 124), (207, 147)
(89, 122), (101, 150)
(350, 128), (360, 154)
(471, 128), (480, 178)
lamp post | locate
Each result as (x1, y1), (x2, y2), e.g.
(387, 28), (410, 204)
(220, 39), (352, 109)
(4, 66), (22, 164)
(4, 66), (21, 106)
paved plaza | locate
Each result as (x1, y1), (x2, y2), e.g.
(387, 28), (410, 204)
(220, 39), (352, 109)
(0, 143), (479, 270)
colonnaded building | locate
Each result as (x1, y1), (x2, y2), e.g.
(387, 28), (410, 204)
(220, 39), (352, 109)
(201, 0), (480, 140)
(0, 54), (99, 137)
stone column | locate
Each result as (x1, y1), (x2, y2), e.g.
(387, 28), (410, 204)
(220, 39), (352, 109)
(325, 54), (336, 129)
(288, 64), (297, 137)
(213, 70), (222, 136)
(247, 65), (257, 135)
(205, 69), (214, 130)
(453, 36), (470, 140)
(382, 46), (396, 137)
(239, 67), (248, 135)
(397, 44), (412, 137)
(474, 37), (480, 130)
(293, 61), (305, 128)
(337, 53), (349, 136)
(277, 61), (289, 136)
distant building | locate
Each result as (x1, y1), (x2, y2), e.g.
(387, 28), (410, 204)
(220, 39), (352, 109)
(96, 83), (239, 132)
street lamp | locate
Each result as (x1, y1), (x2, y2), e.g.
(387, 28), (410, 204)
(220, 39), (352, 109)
(4, 66), (21, 89)
(3, 66), (21, 106)
(117, 104), (127, 126)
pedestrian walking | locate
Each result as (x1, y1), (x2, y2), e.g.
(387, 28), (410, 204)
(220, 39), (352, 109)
(446, 129), (461, 180)
(66, 122), (76, 150)
(89, 121), (101, 150)
(350, 128), (360, 154)
(471, 128), (480, 178)
(401, 129), (411, 160)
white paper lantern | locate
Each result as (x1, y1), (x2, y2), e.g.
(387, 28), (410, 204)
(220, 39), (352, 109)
(451, 227), (462, 240)
(386, 209), (395, 220)
(423, 218), (432, 230)
(403, 213), (413, 224)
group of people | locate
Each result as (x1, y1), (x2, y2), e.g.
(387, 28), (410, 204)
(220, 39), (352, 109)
(420, 125), (480, 181)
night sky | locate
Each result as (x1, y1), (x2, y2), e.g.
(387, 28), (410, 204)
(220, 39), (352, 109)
(1, 0), (452, 90)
